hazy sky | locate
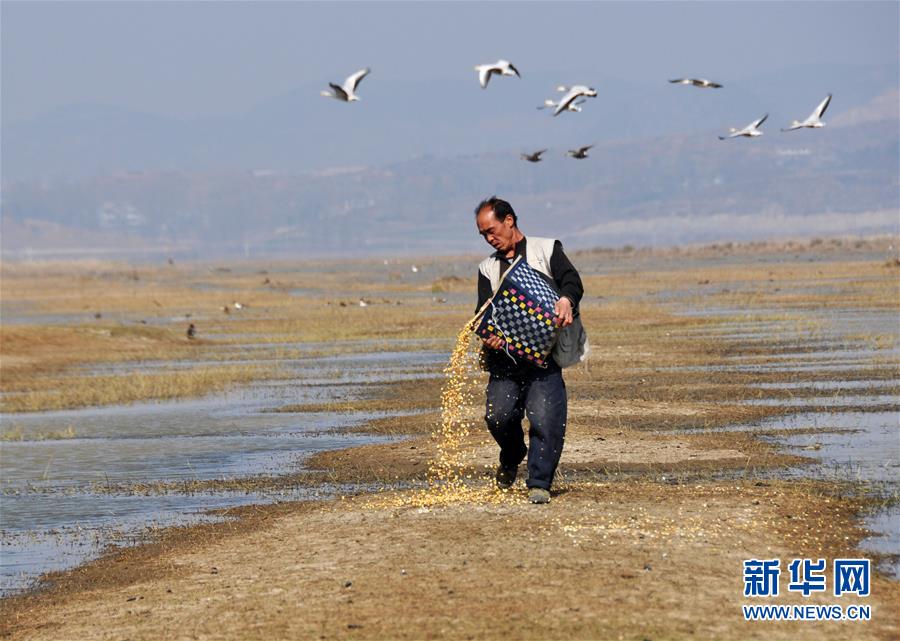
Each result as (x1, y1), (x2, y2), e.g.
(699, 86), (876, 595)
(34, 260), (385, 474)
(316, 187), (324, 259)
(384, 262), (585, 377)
(3, 1), (898, 125)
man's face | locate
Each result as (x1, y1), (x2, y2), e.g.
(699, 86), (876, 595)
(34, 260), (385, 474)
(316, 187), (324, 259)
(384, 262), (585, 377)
(476, 207), (516, 253)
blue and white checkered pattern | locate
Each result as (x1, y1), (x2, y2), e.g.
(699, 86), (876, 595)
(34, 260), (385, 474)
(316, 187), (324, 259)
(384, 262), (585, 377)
(474, 257), (560, 367)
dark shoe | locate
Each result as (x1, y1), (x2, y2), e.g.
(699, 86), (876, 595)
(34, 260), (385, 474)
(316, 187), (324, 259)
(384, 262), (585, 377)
(495, 464), (517, 489)
(529, 488), (551, 504)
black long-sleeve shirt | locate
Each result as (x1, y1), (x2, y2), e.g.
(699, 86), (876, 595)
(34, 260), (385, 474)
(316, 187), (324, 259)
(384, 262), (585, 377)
(475, 237), (584, 373)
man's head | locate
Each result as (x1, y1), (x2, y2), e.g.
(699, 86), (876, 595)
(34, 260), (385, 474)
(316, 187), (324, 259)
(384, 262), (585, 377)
(475, 196), (521, 254)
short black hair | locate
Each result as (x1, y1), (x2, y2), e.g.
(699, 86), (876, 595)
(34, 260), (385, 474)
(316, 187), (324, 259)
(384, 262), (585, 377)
(474, 196), (517, 226)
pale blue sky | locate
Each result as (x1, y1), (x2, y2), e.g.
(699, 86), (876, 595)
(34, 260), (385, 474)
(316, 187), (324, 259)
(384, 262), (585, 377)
(3, 1), (898, 124)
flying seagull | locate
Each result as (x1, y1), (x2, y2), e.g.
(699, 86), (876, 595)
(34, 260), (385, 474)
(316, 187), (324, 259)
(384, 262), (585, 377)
(669, 78), (723, 89)
(320, 68), (371, 102)
(782, 94), (832, 131)
(719, 114), (768, 140)
(537, 98), (586, 113)
(474, 59), (520, 89)
(551, 85), (598, 116)
(521, 149), (548, 163)
(566, 145), (594, 159)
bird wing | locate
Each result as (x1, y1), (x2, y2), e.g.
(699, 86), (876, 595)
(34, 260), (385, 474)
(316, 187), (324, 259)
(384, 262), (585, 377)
(329, 83), (348, 101)
(669, 79), (688, 84)
(508, 63), (521, 78)
(579, 145), (594, 153)
(554, 88), (579, 116)
(751, 113), (768, 129)
(344, 68), (371, 94)
(478, 66), (496, 88)
(813, 94), (832, 119)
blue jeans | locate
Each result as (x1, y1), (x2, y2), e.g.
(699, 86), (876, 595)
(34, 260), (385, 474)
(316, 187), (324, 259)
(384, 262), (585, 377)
(484, 361), (567, 490)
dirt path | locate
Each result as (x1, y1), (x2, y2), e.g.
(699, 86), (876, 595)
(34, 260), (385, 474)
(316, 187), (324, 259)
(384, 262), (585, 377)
(2, 479), (896, 641)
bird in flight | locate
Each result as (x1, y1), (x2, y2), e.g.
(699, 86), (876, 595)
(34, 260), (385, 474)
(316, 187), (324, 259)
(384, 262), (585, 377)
(521, 149), (548, 163)
(669, 78), (723, 89)
(566, 145), (594, 159)
(537, 98), (586, 113)
(474, 60), (521, 89)
(782, 94), (832, 131)
(321, 68), (371, 102)
(551, 85), (598, 116)
(719, 114), (768, 140)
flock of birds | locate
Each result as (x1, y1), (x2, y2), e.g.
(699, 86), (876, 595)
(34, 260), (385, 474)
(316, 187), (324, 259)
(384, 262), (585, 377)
(320, 60), (834, 162)
(184, 64), (835, 340)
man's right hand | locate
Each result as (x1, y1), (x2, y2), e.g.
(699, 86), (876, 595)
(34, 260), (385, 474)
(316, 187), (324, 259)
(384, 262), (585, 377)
(482, 334), (505, 350)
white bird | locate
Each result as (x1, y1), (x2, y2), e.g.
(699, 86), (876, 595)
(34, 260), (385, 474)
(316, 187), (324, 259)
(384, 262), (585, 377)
(358, 298), (368, 307)
(669, 78), (723, 89)
(320, 68), (371, 102)
(232, 301), (246, 310)
(551, 85), (598, 116)
(719, 114), (768, 140)
(782, 94), (832, 131)
(474, 59), (520, 89)
(521, 149), (548, 163)
(566, 145), (594, 159)
(411, 265), (419, 273)
(537, 98), (586, 113)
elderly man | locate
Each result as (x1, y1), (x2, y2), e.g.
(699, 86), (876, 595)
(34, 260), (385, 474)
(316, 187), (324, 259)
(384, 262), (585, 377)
(474, 196), (586, 504)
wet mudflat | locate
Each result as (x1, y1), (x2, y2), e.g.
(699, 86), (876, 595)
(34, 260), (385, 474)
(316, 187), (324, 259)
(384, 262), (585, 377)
(0, 236), (898, 640)
(0, 344), (445, 594)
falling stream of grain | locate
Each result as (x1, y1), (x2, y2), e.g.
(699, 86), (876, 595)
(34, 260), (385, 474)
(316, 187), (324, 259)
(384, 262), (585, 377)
(357, 321), (524, 510)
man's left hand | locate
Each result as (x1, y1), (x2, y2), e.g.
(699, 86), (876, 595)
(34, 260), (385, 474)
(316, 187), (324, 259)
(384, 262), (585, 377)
(554, 296), (574, 328)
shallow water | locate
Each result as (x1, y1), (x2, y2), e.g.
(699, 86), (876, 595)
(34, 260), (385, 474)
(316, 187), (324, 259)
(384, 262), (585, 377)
(0, 346), (445, 596)
(738, 395), (900, 408)
(664, 288), (899, 578)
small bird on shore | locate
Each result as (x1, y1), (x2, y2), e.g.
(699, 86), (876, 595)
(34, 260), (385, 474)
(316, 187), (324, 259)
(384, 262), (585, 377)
(358, 298), (368, 307)
(669, 78), (723, 89)
(521, 149), (548, 163)
(551, 85), (598, 116)
(321, 68), (371, 102)
(782, 94), (832, 131)
(186, 323), (196, 339)
(474, 59), (520, 89)
(719, 114), (768, 140)
(566, 145), (594, 159)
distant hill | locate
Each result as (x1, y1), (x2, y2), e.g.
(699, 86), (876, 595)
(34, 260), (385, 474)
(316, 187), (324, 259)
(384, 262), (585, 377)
(2, 64), (898, 258)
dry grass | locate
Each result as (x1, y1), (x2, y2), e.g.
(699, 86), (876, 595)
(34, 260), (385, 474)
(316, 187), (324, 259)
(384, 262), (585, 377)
(1, 365), (279, 413)
(0, 324), (193, 377)
(1, 242), (896, 415)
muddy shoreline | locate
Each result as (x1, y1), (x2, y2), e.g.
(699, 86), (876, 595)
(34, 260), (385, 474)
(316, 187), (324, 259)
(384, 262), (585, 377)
(1, 242), (898, 639)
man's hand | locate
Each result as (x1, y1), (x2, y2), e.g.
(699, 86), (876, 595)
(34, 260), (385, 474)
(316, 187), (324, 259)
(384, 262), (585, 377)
(554, 296), (574, 328)
(482, 334), (505, 350)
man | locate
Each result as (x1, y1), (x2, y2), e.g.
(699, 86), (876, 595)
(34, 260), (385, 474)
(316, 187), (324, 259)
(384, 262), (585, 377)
(474, 196), (585, 504)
